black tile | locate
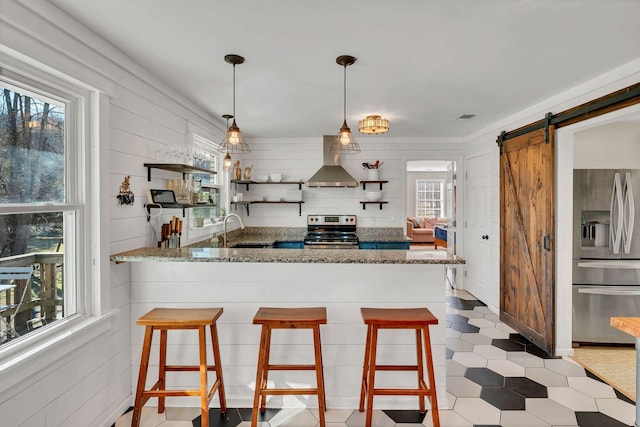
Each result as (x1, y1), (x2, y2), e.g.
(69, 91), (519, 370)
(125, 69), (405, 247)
(575, 411), (632, 427)
(192, 408), (242, 427)
(446, 296), (486, 311)
(491, 338), (525, 352)
(614, 388), (635, 405)
(585, 368), (608, 384)
(450, 322), (480, 333)
(504, 377), (548, 398)
(236, 407), (280, 422)
(464, 367), (505, 386)
(508, 334), (553, 358)
(382, 409), (427, 423)
(446, 347), (454, 359)
(480, 386), (526, 410)
(447, 313), (472, 324)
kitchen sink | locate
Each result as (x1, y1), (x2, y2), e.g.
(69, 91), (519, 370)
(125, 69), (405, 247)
(230, 243), (271, 248)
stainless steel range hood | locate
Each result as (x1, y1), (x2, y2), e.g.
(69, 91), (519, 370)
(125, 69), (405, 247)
(306, 136), (358, 187)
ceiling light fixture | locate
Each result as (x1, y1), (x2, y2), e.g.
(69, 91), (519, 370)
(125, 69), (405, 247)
(220, 54), (250, 153)
(222, 114), (234, 170)
(332, 55), (360, 154)
(358, 115), (389, 134)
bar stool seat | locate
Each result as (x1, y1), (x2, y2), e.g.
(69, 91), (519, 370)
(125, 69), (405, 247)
(131, 307), (226, 427)
(359, 307), (439, 427)
(251, 307), (327, 427)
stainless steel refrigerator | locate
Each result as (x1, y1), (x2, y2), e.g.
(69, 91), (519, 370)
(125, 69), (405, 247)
(573, 169), (640, 344)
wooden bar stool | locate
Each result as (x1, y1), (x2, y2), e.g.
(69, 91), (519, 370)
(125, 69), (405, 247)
(131, 308), (227, 427)
(251, 307), (327, 427)
(359, 307), (439, 427)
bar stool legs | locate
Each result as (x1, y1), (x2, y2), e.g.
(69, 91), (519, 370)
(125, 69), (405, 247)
(251, 307), (327, 427)
(131, 308), (226, 427)
(359, 307), (440, 427)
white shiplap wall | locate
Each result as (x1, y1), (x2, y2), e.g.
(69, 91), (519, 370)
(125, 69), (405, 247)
(233, 137), (464, 228)
(1, 1), (225, 425)
(462, 58), (640, 354)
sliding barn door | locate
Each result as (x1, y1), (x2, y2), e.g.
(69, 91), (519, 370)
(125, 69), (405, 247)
(500, 127), (555, 355)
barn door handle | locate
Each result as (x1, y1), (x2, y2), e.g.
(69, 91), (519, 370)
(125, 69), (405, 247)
(481, 234), (489, 240)
(543, 234), (552, 251)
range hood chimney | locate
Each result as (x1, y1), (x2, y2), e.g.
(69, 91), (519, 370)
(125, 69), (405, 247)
(306, 136), (358, 187)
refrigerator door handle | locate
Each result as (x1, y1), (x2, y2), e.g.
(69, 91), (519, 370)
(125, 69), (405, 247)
(578, 286), (640, 296)
(610, 173), (623, 254)
(623, 172), (635, 254)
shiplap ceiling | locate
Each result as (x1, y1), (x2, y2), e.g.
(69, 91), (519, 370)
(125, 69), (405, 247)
(51, 0), (640, 139)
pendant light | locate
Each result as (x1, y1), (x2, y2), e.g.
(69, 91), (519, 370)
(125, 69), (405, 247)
(220, 54), (250, 153)
(222, 114), (233, 170)
(331, 55), (361, 154)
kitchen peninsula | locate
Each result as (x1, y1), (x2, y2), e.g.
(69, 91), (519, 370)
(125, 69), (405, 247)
(111, 235), (464, 411)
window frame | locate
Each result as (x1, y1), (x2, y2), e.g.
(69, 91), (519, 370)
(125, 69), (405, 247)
(415, 178), (445, 218)
(0, 53), (110, 393)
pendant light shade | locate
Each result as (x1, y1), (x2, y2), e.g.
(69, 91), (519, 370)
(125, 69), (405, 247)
(331, 55), (360, 154)
(220, 54), (250, 153)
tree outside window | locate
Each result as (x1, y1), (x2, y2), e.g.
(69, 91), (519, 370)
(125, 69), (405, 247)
(0, 83), (75, 345)
(416, 179), (444, 218)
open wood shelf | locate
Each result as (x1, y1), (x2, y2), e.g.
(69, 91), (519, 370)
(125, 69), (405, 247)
(231, 201), (304, 216)
(144, 163), (216, 181)
(359, 201), (388, 210)
(231, 180), (305, 191)
(359, 180), (388, 190)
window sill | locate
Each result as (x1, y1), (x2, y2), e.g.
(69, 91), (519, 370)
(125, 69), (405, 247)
(0, 309), (118, 396)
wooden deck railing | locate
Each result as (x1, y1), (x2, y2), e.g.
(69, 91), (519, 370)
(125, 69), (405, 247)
(0, 252), (64, 342)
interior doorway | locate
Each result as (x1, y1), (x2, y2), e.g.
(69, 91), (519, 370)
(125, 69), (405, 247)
(406, 160), (459, 286)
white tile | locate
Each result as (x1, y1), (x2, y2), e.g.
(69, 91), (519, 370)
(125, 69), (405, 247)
(308, 409), (353, 423)
(478, 327), (510, 339)
(547, 387), (598, 411)
(269, 408), (320, 426)
(452, 351), (488, 368)
(473, 306), (495, 315)
(422, 410), (473, 427)
(447, 328), (463, 339)
(446, 376), (482, 398)
(525, 368), (569, 387)
(495, 322), (517, 334)
(595, 397), (636, 426)
(452, 398), (500, 425)
(468, 318), (496, 329)
(544, 358), (586, 377)
(164, 407), (201, 421)
(459, 333), (492, 345)
(455, 310), (485, 319)
(484, 314), (500, 323)
(345, 409), (395, 427)
(447, 338), (474, 352)
(115, 407), (166, 427)
(507, 352), (545, 368)
(158, 421), (193, 427)
(487, 359), (526, 377)
(567, 376), (617, 398)
(525, 398), (578, 425)
(500, 410), (551, 427)
(446, 359), (468, 377)
(473, 344), (507, 360)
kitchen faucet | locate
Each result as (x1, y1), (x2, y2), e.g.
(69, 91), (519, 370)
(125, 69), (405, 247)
(222, 213), (245, 247)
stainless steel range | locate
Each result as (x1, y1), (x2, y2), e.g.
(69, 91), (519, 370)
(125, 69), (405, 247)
(304, 215), (359, 249)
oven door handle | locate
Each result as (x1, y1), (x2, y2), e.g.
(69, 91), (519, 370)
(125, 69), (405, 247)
(578, 286), (640, 296)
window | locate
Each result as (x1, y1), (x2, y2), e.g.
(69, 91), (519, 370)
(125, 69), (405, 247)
(416, 179), (444, 218)
(0, 79), (81, 346)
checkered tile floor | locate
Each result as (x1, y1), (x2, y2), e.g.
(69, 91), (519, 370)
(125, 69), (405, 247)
(114, 290), (636, 426)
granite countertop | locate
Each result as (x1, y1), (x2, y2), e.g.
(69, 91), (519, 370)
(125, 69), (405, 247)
(110, 246), (464, 264)
(110, 227), (464, 264)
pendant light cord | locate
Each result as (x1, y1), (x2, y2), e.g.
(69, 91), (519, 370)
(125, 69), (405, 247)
(233, 64), (236, 118)
(343, 63), (347, 121)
